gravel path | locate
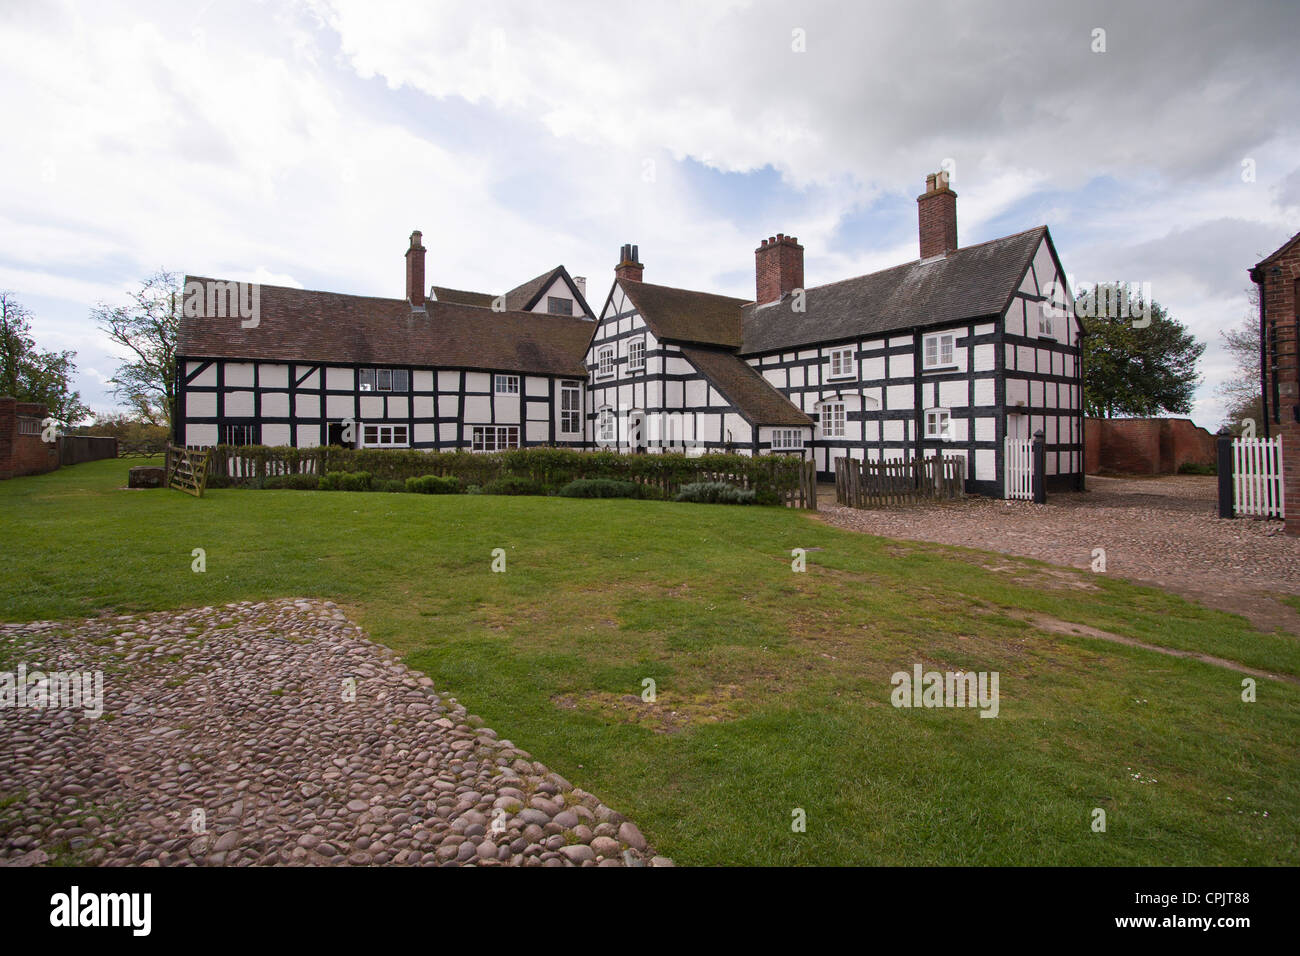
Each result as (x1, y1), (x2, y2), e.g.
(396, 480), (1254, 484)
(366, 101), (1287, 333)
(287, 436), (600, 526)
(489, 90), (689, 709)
(0, 599), (672, 867)
(818, 475), (1300, 635)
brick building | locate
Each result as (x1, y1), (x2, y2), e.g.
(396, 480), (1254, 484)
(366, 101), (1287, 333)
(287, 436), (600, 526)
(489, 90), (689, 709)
(1250, 230), (1300, 535)
(0, 398), (59, 479)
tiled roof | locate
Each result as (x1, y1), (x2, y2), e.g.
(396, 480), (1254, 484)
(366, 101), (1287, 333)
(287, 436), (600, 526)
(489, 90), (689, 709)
(177, 277), (594, 377)
(430, 286), (494, 308)
(679, 345), (811, 427)
(619, 280), (746, 348)
(740, 227), (1047, 354)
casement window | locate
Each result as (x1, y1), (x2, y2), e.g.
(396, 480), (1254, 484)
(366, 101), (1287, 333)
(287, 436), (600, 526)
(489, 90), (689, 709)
(223, 423), (260, 446)
(596, 346), (615, 378)
(1036, 302), (1055, 338)
(362, 424), (409, 447)
(925, 408), (952, 441)
(597, 407), (616, 444)
(771, 428), (805, 450)
(828, 346), (856, 380)
(547, 296), (573, 315)
(820, 402), (846, 439)
(494, 374), (520, 395)
(627, 337), (646, 372)
(358, 368), (410, 392)
(560, 381), (582, 434)
(923, 332), (956, 369)
(471, 425), (519, 452)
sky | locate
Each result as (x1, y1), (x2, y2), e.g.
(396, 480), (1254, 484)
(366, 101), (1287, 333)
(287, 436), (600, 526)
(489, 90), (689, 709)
(2, 0), (1297, 429)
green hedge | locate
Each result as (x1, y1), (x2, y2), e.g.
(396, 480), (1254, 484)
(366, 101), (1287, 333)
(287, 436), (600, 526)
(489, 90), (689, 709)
(406, 474), (461, 495)
(205, 444), (808, 504)
(674, 481), (757, 504)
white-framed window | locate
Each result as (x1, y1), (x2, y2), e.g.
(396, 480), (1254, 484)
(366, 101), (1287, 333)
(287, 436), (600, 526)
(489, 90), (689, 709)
(771, 428), (805, 450)
(820, 402), (846, 439)
(828, 346), (856, 379)
(547, 296), (573, 315)
(924, 408), (951, 441)
(560, 380), (582, 435)
(627, 337), (646, 372)
(223, 423), (259, 446)
(923, 332), (956, 369)
(362, 423), (409, 447)
(1036, 301), (1055, 338)
(494, 374), (520, 395)
(470, 425), (519, 452)
(359, 368), (410, 392)
(597, 407), (616, 444)
(596, 346), (615, 378)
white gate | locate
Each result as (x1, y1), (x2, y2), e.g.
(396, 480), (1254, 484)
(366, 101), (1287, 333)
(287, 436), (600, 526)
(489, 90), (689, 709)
(1233, 436), (1285, 518)
(1004, 437), (1034, 500)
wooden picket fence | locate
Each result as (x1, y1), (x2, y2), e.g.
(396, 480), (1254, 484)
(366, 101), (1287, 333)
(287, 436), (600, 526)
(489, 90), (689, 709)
(834, 455), (965, 508)
(1004, 437), (1035, 501)
(166, 445), (211, 498)
(1233, 436), (1285, 518)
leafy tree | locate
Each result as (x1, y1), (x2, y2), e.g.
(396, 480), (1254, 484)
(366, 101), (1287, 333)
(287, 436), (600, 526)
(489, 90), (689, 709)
(92, 271), (181, 428)
(0, 290), (88, 425)
(1079, 284), (1205, 418)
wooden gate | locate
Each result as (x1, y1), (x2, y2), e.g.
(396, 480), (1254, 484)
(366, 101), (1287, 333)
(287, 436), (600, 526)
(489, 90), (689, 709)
(1004, 437), (1034, 500)
(167, 445), (211, 498)
(1233, 436), (1285, 518)
(834, 455), (965, 508)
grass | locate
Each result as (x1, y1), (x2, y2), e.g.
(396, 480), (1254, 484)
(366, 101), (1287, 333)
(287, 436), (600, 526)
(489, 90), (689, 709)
(1, 457), (1297, 865)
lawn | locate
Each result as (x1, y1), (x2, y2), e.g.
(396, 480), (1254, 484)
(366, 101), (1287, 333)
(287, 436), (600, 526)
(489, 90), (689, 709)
(2, 458), (1297, 865)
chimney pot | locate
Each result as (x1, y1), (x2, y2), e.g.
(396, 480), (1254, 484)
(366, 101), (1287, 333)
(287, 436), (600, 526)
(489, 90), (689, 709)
(615, 242), (644, 283)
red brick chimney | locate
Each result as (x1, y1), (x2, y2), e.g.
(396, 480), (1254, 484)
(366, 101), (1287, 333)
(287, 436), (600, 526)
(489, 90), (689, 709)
(917, 171), (958, 259)
(755, 233), (804, 305)
(615, 243), (643, 283)
(405, 230), (426, 307)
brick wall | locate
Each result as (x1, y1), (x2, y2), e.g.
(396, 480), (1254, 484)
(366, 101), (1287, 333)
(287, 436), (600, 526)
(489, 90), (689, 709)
(754, 234), (804, 305)
(1084, 417), (1217, 475)
(0, 397), (61, 479)
(1255, 236), (1299, 535)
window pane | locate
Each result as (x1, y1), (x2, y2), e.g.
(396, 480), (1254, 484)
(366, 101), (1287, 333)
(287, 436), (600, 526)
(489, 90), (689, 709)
(359, 368), (376, 391)
(394, 369), (410, 392)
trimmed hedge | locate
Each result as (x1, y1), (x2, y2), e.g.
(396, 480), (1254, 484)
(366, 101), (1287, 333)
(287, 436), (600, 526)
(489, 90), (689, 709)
(406, 474), (461, 495)
(319, 471), (372, 492)
(202, 444), (806, 509)
(559, 478), (649, 499)
(262, 473), (320, 491)
(674, 481), (757, 504)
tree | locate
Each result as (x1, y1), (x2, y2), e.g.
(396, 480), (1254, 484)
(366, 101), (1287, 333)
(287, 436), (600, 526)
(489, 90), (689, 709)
(1217, 286), (1264, 432)
(0, 290), (88, 425)
(92, 271), (181, 429)
(1079, 284), (1205, 418)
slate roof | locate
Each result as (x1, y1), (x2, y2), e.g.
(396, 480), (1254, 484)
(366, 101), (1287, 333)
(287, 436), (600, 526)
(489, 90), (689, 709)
(740, 226), (1047, 354)
(619, 280), (746, 348)
(678, 346), (811, 427)
(433, 266), (594, 317)
(177, 277), (594, 377)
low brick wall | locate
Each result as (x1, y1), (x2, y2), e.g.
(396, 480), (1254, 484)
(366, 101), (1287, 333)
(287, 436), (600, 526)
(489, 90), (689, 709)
(1085, 417), (1216, 475)
(0, 397), (60, 480)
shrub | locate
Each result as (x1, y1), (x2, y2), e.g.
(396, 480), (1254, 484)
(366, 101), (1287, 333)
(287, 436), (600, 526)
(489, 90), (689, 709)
(263, 473), (320, 490)
(464, 484), (482, 495)
(559, 478), (644, 499)
(319, 471), (372, 491)
(205, 474), (231, 489)
(1177, 461), (1217, 476)
(674, 481), (756, 505)
(376, 478), (407, 493)
(483, 476), (544, 496)
(405, 474), (461, 495)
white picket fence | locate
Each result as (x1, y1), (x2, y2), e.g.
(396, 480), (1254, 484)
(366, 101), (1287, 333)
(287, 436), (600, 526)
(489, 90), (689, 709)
(1233, 436), (1285, 518)
(1004, 437), (1034, 500)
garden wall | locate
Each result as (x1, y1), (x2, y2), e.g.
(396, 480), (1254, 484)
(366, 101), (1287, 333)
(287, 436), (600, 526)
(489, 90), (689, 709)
(0, 397), (60, 480)
(1084, 417), (1216, 475)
